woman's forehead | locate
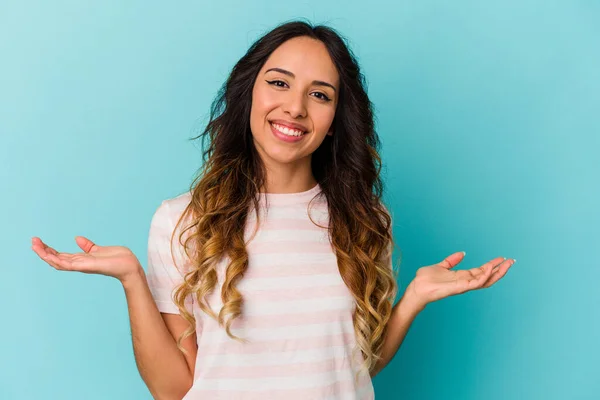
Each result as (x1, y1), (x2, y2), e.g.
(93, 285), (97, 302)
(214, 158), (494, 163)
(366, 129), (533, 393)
(263, 37), (339, 86)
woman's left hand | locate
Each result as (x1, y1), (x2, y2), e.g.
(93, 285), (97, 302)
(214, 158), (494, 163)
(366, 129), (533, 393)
(405, 252), (515, 312)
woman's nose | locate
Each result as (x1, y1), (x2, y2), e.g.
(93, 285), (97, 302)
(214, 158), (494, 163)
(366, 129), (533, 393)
(282, 92), (307, 118)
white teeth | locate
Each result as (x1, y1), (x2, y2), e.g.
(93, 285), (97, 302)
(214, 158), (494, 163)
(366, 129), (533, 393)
(272, 123), (305, 137)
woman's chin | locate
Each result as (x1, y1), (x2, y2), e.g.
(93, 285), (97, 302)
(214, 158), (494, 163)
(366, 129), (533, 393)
(261, 147), (306, 166)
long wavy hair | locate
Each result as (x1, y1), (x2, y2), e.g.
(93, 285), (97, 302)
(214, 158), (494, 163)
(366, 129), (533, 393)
(169, 19), (399, 377)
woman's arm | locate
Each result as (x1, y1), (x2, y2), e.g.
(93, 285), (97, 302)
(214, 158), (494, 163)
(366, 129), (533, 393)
(370, 288), (423, 378)
(31, 235), (195, 399)
(370, 252), (513, 378)
(122, 267), (196, 400)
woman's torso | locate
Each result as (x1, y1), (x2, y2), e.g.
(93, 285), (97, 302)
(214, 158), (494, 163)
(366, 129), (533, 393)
(167, 186), (374, 399)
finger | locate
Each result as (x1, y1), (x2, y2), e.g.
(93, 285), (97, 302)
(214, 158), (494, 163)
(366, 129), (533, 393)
(43, 243), (60, 256)
(31, 241), (54, 259)
(32, 237), (48, 251)
(456, 258), (512, 293)
(31, 238), (44, 254)
(491, 258), (515, 273)
(75, 236), (98, 253)
(439, 251), (467, 270)
(483, 259), (515, 288)
(470, 258), (507, 288)
(32, 240), (72, 259)
(31, 238), (71, 267)
(38, 251), (74, 271)
(31, 237), (59, 256)
(475, 257), (506, 276)
(456, 259), (500, 292)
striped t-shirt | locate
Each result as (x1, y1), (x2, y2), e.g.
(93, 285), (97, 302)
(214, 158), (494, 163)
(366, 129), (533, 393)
(146, 183), (383, 399)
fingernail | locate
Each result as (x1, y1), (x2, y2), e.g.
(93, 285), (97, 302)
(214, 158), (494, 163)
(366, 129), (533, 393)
(461, 251), (466, 256)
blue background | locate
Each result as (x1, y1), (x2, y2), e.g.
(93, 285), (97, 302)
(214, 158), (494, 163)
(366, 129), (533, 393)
(2, 0), (598, 399)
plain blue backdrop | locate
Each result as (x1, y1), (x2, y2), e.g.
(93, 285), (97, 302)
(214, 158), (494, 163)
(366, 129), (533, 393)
(1, 0), (598, 399)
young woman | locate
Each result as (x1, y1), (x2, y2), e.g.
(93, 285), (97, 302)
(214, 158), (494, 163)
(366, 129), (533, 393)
(31, 20), (514, 400)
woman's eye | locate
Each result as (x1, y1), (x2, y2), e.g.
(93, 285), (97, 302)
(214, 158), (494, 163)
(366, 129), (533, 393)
(266, 80), (331, 102)
(312, 92), (331, 102)
(266, 80), (287, 88)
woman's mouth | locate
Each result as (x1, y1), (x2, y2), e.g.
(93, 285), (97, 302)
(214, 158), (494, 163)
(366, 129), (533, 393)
(269, 122), (308, 143)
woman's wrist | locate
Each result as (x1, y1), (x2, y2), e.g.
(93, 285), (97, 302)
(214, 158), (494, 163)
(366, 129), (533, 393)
(400, 282), (427, 315)
(120, 265), (146, 290)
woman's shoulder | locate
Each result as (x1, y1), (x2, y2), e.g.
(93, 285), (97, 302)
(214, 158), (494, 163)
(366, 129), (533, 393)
(164, 190), (193, 212)
(152, 191), (193, 227)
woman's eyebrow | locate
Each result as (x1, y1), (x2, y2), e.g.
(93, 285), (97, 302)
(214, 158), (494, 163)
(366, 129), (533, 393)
(265, 67), (337, 92)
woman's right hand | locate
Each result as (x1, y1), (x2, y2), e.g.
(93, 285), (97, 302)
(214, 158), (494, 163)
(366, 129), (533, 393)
(31, 236), (143, 283)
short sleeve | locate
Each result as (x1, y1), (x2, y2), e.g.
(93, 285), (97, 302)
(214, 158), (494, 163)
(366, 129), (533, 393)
(146, 200), (193, 314)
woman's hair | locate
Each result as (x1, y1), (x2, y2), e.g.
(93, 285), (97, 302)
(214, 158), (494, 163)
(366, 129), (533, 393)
(169, 19), (399, 377)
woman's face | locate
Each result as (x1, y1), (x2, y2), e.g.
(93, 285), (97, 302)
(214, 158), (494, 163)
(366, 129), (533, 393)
(250, 36), (339, 168)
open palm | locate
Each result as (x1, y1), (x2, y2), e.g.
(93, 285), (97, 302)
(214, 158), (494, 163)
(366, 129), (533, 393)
(406, 252), (515, 310)
(31, 236), (141, 282)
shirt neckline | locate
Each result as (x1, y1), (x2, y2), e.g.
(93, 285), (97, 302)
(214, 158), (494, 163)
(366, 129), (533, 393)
(257, 183), (323, 206)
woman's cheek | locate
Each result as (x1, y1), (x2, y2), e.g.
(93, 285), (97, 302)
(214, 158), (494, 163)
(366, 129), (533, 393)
(314, 109), (335, 133)
(263, 90), (284, 110)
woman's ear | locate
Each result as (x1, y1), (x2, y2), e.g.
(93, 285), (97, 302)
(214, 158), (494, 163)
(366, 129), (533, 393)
(326, 130), (333, 136)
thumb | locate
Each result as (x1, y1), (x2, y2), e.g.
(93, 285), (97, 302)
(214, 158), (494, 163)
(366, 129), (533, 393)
(439, 251), (467, 269)
(75, 236), (99, 253)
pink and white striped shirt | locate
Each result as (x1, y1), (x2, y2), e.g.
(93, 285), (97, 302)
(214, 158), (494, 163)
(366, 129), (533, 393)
(146, 183), (383, 399)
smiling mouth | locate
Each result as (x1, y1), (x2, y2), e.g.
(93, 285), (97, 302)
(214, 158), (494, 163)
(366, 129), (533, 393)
(269, 121), (309, 136)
